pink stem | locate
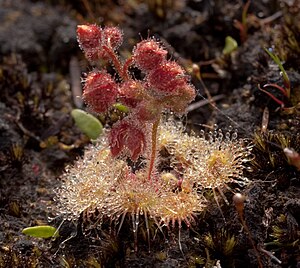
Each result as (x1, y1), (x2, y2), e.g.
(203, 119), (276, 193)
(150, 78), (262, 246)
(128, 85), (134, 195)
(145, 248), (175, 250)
(123, 57), (134, 81)
(263, 83), (288, 97)
(102, 45), (126, 81)
(258, 84), (285, 108)
(147, 117), (160, 181)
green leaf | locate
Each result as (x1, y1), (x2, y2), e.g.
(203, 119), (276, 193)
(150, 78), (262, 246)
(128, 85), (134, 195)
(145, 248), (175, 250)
(22, 225), (59, 238)
(71, 109), (103, 140)
(112, 103), (129, 113)
(223, 36), (238, 55)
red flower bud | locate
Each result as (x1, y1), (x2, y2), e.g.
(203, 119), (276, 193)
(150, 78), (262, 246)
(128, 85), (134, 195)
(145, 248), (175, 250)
(134, 100), (162, 122)
(77, 24), (103, 62)
(147, 61), (188, 95)
(163, 84), (196, 113)
(119, 80), (145, 108)
(103, 26), (123, 49)
(133, 39), (167, 72)
(83, 71), (118, 113)
(109, 119), (147, 161)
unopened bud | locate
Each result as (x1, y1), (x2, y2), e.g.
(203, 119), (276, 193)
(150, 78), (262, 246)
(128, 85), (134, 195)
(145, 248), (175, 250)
(284, 147), (300, 170)
(83, 71), (118, 113)
(233, 193), (246, 214)
(103, 26), (123, 49)
(77, 24), (103, 62)
(109, 119), (147, 161)
(164, 84), (196, 113)
(119, 80), (145, 108)
(147, 61), (188, 95)
(133, 39), (167, 72)
(135, 100), (162, 121)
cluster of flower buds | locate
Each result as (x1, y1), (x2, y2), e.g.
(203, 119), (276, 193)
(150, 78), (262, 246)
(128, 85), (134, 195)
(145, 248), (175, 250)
(77, 24), (123, 62)
(77, 24), (196, 161)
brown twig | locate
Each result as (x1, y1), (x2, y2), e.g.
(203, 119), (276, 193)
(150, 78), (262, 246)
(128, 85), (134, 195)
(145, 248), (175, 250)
(69, 56), (83, 108)
(258, 246), (282, 265)
(12, 108), (41, 142)
(261, 107), (269, 133)
(186, 94), (225, 113)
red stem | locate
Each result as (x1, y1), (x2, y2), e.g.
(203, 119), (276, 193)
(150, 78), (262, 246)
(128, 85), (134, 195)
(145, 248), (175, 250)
(258, 84), (285, 108)
(263, 83), (288, 97)
(123, 57), (134, 81)
(102, 45), (127, 81)
(147, 117), (160, 181)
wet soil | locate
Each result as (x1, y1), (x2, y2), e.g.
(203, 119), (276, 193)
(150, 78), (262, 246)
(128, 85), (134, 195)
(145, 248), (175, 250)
(0, 0), (299, 267)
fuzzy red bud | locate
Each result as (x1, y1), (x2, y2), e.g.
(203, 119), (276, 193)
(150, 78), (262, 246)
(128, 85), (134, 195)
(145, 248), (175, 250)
(103, 26), (123, 49)
(133, 39), (167, 72)
(77, 24), (103, 62)
(163, 84), (196, 113)
(119, 80), (145, 108)
(109, 119), (147, 161)
(147, 61), (188, 95)
(135, 100), (162, 122)
(83, 71), (118, 113)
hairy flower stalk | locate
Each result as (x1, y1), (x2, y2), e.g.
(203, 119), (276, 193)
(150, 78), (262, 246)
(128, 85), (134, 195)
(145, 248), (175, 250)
(56, 24), (252, 252)
(147, 117), (160, 181)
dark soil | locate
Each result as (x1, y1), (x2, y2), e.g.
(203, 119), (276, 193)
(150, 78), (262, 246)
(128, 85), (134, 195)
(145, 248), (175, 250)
(0, 0), (299, 267)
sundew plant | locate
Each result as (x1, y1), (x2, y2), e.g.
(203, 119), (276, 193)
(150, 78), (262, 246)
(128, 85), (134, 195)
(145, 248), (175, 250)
(55, 24), (252, 251)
